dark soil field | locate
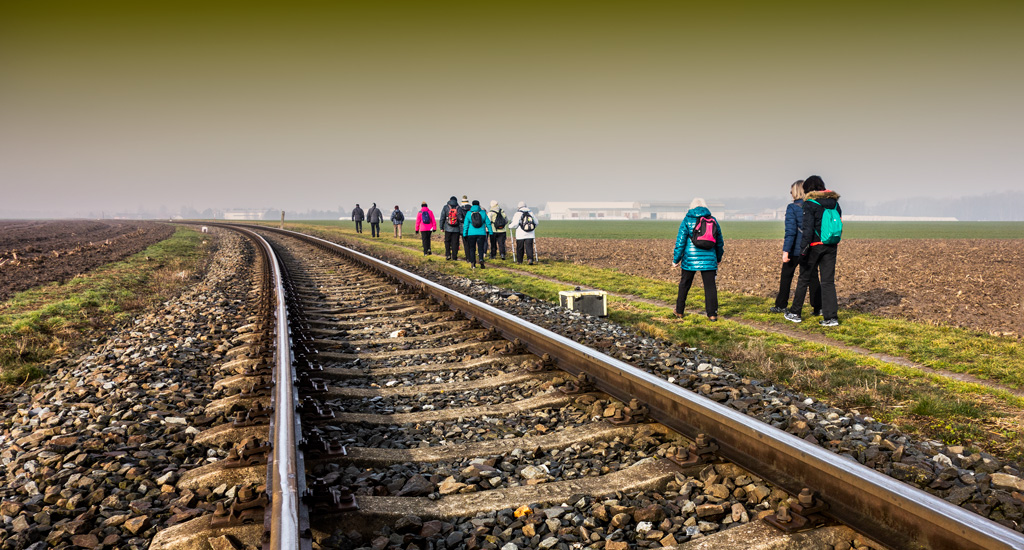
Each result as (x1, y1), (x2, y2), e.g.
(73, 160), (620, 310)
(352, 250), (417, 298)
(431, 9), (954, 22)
(0, 220), (175, 302)
(540, 238), (1024, 337)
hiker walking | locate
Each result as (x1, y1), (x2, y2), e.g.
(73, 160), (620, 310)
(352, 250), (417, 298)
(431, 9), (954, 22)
(366, 203), (384, 238)
(509, 201), (538, 265)
(456, 195), (472, 262)
(786, 176), (842, 326)
(772, 181), (821, 315)
(672, 198), (724, 321)
(390, 205), (405, 238)
(439, 196), (462, 260)
(487, 200), (509, 260)
(462, 200), (493, 269)
(414, 201), (436, 255)
(351, 203), (365, 233)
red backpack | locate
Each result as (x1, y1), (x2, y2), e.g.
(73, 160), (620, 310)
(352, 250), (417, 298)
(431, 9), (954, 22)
(446, 208), (459, 226)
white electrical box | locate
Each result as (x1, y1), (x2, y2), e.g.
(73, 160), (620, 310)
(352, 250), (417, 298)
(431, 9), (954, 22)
(558, 290), (608, 317)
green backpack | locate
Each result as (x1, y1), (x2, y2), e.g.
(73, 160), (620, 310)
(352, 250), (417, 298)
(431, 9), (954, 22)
(807, 199), (842, 244)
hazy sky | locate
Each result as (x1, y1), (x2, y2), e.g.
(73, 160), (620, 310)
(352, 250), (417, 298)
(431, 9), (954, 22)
(2, 1), (1022, 217)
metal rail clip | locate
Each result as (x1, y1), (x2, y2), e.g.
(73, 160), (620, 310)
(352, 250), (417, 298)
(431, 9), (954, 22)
(608, 399), (650, 425)
(210, 485), (269, 528)
(233, 402), (273, 427)
(667, 433), (720, 467)
(222, 437), (271, 469)
(764, 488), (831, 534)
(525, 353), (556, 372)
(304, 479), (359, 512)
(559, 373), (595, 394)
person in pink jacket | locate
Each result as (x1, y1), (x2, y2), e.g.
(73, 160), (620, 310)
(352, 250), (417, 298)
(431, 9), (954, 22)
(414, 201), (437, 255)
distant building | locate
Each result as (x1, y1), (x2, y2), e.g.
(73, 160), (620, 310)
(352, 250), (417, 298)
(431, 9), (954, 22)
(223, 210), (266, 221)
(543, 201), (724, 221)
(843, 215), (959, 222)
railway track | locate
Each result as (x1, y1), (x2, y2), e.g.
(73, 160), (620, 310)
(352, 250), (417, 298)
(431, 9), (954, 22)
(152, 225), (1024, 550)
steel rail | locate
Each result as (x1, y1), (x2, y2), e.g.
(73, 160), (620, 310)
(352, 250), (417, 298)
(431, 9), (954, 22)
(249, 226), (1024, 550)
(223, 226), (308, 550)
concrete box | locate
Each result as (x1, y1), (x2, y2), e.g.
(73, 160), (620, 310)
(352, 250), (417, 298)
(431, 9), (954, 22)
(558, 290), (608, 317)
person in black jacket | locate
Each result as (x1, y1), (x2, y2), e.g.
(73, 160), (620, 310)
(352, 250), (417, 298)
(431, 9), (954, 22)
(438, 196), (462, 260)
(771, 181), (821, 315)
(786, 175), (841, 326)
(351, 204), (364, 233)
(366, 203), (383, 237)
(456, 195), (472, 262)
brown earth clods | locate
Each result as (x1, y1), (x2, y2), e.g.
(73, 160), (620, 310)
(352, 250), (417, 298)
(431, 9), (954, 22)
(0, 220), (176, 302)
(539, 238), (1024, 337)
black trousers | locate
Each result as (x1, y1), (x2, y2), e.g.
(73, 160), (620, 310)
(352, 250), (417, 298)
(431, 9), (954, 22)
(466, 234), (487, 265)
(354, 221), (362, 233)
(676, 270), (718, 317)
(775, 258), (821, 311)
(444, 231), (461, 259)
(790, 245), (838, 319)
(489, 232), (507, 259)
(515, 238), (534, 263)
(370, 223), (380, 237)
(419, 230), (432, 254)
(462, 236), (473, 261)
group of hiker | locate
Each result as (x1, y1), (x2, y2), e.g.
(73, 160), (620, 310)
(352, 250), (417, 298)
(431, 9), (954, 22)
(352, 196), (539, 268)
(673, 174), (842, 327)
(352, 174), (842, 326)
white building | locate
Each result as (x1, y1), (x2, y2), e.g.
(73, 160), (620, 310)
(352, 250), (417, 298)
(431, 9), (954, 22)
(223, 210), (266, 221)
(543, 201), (722, 221)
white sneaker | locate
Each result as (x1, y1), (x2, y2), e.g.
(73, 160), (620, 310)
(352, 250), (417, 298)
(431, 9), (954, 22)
(784, 312), (802, 323)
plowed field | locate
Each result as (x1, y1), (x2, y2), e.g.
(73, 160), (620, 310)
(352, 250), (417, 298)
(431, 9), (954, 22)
(540, 238), (1024, 337)
(0, 220), (176, 302)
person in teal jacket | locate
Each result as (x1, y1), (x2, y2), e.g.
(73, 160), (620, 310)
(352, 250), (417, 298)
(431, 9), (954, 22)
(672, 198), (724, 320)
(462, 199), (493, 269)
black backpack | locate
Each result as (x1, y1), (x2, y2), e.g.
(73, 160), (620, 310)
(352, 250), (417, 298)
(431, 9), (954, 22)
(470, 211), (484, 228)
(493, 209), (507, 230)
(420, 210), (430, 224)
(457, 204), (470, 224)
(691, 216), (717, 250)
(394, 211), (405, 223)
(519, 212), (536, 232)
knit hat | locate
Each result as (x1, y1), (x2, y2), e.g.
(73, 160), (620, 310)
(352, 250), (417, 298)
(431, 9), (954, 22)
(517, 201), (526, 208)
(421, 201), (427, 207)
(490, 200), (498, 208)
(689, 197), (707, 209)
(449, 196), (457, 202)
(472, 199), (480, 206)
(461, 195), (469, 203)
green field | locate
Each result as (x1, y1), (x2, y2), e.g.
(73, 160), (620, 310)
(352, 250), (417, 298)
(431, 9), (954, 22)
(286, 220), (1024, 240)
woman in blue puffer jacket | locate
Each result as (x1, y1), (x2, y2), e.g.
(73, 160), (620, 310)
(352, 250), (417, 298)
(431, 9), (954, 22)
(672, 198), (724, 320)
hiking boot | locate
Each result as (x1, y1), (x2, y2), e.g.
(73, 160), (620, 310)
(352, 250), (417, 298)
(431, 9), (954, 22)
(479, 262), (485, 269)
(819, 318), (839, 327)
(708, 316), (718, 322)
(674, 311), (684, 318)
(528, 261), (534, 265)
(769, 306), (786, 313)
(784, 312), (802, 323)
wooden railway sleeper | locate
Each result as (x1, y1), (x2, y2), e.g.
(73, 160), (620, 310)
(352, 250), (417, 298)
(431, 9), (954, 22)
(763, 488), (832, 534)
(667, 433), (721, 467)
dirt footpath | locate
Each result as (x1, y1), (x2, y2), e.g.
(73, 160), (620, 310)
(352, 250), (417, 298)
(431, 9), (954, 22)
(0, 220), (175, 302)
(540, 238), (1024, 337)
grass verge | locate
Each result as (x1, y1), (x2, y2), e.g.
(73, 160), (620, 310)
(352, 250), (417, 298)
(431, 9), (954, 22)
(0, 227), (209, 386)
(279, 221), (1024, 461)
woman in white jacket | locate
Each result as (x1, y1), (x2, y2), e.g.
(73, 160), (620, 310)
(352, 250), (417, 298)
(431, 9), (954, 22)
(509, 201), (537, 265)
